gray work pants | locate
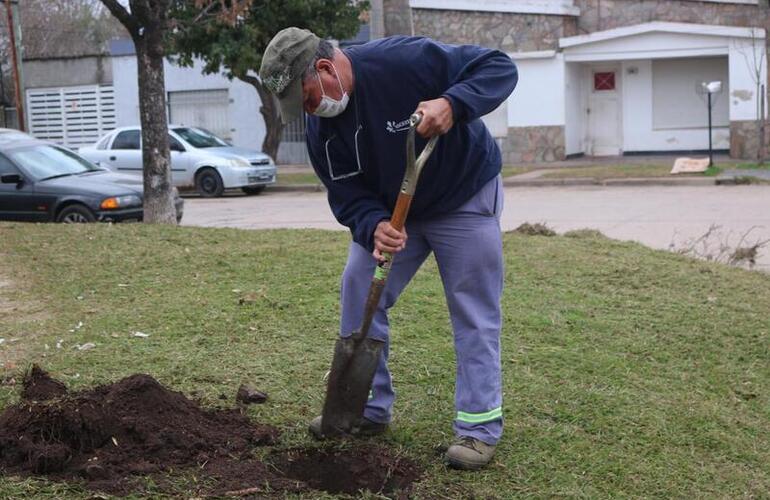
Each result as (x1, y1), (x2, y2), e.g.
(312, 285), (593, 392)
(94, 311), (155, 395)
(338, 175), (504, 445)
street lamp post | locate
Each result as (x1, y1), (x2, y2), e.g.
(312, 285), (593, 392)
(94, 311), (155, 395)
(701, 81), (722, 168)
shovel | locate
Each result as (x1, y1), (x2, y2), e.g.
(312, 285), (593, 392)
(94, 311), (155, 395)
(320, 112), (439, 437)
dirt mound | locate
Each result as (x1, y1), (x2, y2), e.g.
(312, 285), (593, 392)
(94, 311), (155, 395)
(1, 366), (278, 494)
(0, 366), (422, 497)
(272, 445), (420, 498)
(21, 365), (67, 400)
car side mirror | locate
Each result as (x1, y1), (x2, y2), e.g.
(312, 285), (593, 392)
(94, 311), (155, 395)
(1, 174), (22, 184)
(170, 143), (185, 152)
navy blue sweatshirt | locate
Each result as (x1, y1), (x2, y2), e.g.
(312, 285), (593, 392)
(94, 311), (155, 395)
(306, 36), (518, 252)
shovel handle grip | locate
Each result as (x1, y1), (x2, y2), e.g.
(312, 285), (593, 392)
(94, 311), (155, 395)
(389, 193), (413, 232)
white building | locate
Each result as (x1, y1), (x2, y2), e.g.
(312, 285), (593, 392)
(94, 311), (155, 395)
(509, 22), (766, 158)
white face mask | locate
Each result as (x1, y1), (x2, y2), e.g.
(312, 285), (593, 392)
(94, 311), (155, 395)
(312, 62), (349, 118)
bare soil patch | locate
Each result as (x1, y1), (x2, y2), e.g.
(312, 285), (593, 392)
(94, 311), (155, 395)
(0, 366), (421, 497)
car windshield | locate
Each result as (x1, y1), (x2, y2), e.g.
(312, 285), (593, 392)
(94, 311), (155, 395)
(7, 145), (102, 181)
(172, 127), (228, 148)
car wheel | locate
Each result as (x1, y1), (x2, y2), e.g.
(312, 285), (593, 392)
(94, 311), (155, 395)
(242, 186), (265, 195)
(57, 205), (96, 223)
(196, 168), (224, 198)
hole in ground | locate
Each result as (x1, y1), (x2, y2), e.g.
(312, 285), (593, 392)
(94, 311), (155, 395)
(271, 444), (421, 497)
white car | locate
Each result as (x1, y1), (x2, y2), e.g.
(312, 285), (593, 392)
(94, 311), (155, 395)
(80, 126), (276, 197)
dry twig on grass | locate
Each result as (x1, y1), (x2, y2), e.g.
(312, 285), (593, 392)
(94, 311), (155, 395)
(670, 224), (769, 269)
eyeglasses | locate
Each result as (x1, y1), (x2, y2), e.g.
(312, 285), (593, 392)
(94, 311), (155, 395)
(324, 124), (364, 181)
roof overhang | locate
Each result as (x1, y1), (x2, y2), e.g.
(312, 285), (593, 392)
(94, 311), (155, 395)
(560, 22), (765, 63)
(561, 22), (765, 49)
(410, 0), (580, 16)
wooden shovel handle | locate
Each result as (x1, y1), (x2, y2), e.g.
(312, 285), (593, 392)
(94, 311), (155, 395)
(389, 193), (413, 232)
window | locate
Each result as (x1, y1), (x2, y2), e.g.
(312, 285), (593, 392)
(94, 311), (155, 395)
(172, 127), (228, 148)
(7, 145), (100, 180)
(112, 130), (140, 150)
(96, 134), (112, 150)
(169, 135), (185, 152)
(652, 57), (729, 130)
(0, 153), (19, 176)
(594, 72), (616, 91)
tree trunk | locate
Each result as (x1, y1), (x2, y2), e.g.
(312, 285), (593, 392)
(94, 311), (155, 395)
(240, 75), (283, 162)
(134, 32), (176, 224)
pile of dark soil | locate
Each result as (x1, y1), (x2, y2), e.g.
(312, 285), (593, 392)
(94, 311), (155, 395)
(0, 366), (421, 497)
(20, 365), (67, 400)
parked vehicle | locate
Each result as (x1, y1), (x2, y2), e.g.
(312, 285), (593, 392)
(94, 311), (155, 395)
(79, 126), (277, 197)
(0, 129), (183, 223)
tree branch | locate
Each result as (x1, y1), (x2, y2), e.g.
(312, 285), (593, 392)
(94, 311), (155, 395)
(100, 0), (140, 36)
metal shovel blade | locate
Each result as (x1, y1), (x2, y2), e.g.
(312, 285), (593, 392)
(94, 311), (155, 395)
(321, 333), (385, 437)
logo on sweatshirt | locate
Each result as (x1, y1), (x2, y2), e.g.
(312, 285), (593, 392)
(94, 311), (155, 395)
(385, 118), (411, 134)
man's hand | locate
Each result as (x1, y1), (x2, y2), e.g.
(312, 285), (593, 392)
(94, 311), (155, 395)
(414, 97), (454, 138)
(373, 220), (407, 262)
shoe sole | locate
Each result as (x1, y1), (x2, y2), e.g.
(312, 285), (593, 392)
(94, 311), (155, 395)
(446, 456), (490, 471)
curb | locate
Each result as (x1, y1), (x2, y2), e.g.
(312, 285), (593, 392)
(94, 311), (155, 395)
(267, 176), (759, 192)
(503, 177), (717, 188)
(715, 177), (770, 185)
(268, 184), (326, 193)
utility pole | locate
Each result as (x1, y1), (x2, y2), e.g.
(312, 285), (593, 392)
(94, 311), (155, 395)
(4, 0), (25, 131)
(0, 57), (6, 127)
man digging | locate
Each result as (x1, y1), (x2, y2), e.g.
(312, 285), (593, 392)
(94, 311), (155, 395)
(260, 27), (517, 470)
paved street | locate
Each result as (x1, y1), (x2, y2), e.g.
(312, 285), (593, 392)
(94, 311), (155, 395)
(182, 185), (770, 270)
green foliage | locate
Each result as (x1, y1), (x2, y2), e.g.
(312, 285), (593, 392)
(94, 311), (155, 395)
(168, 0), (368, 79)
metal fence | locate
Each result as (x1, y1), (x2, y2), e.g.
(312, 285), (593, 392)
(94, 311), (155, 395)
(277, 113), (309, 165)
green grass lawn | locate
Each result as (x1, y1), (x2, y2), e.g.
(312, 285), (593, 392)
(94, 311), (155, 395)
(501, 165), (534, 178)
(1, 224), (769, 498)
(540, 163), (770, 180)
(275, 165), (533, 186)
(276, 171), (322, 186)
(541, 164), (675, 179)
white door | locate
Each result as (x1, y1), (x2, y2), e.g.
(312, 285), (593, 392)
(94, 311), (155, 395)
(107, 129), (142, 174)
(587, 66), (622, 156)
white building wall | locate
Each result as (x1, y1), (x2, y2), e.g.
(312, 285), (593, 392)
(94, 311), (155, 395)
(564, 62), (586, 155)
(111, 56), (140, 127)
(111, 56), (265, 150)
(507, 54), (565, 127)
(728, 37), (768, 121)
(621, 59), (730, 152)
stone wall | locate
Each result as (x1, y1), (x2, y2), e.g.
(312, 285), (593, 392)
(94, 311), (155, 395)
(730, 119), (770, 159)
(412, 10), (574, 51)
(573, 0), (767, 34)
(499, 126), (566, 164)
(383, 0), (413, 36)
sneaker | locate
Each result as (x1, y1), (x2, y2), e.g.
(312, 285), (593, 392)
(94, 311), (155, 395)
(308, 415), (388, 439)
(446, 436), (496, 470)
